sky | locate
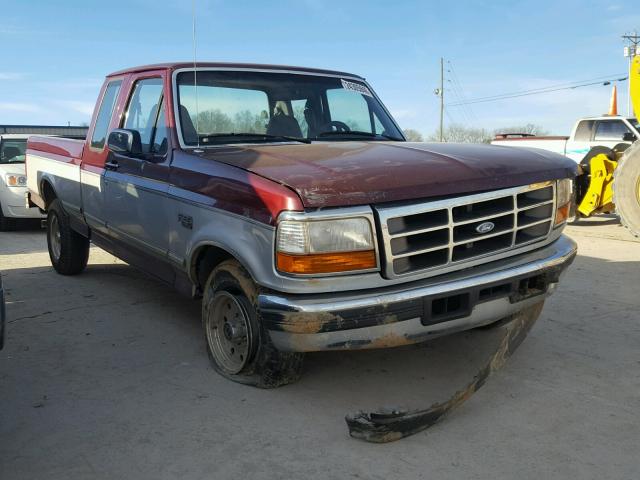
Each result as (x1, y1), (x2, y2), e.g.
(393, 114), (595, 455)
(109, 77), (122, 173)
(0, 0), (637, 136)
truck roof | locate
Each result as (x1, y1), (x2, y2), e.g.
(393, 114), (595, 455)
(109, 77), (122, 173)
(107, 62), (365, 80)
(574, 115), (636, 122)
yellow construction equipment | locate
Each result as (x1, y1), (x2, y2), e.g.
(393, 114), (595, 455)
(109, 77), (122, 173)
(577, 154), (617, 217)
(577, 54), (640, 236)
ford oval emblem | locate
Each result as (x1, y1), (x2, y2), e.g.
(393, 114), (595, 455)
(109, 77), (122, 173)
(475, 221), (495, 234)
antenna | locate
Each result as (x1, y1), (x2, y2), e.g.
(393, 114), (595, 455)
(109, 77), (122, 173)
(192, 0), (200, 148)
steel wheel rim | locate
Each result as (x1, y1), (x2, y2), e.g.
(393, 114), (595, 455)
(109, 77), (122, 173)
(49, 214), (61, 261)
(206, 291), (252, 374)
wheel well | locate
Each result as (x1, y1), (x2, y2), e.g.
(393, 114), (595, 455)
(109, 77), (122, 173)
(41, 180), (56, 208)
(192, 245), (234, 295)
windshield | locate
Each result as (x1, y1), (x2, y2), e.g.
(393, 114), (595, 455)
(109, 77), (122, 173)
(629, 118), (639, 130)
(176, 70), (404, 145)
(0, 139), (27, 164)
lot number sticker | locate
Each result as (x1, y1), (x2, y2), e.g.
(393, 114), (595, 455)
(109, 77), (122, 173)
(341, 79), (372, 97)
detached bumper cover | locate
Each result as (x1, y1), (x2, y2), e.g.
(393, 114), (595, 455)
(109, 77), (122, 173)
(259, 235), (577, 352)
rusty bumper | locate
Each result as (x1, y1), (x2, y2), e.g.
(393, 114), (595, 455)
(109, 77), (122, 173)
(259, 235), (577, 352)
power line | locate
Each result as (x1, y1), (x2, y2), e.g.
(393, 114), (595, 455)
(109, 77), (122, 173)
(451, 73), (626, 104)
(447, 61), (478, 123)
(448, 73), (628, 107)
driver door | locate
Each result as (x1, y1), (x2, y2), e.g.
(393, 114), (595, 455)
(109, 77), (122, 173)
(103, 73), (172, 271)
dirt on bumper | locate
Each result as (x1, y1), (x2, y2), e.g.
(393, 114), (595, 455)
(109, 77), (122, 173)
(258, 236), (576, 352)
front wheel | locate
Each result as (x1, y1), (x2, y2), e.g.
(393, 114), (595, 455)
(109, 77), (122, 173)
(202, 259), (304, 388)
(47, 199), (90, 275)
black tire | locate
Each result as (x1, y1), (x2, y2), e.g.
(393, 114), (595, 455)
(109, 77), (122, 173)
(613, 141), (640, 237)
(46, 198), (90, 275)
(202, 259), (304, 388)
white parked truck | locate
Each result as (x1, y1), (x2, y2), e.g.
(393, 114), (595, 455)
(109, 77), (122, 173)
(492, 116), (639, 163)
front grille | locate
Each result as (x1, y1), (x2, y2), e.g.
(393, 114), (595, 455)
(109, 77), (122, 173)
(376, 182), (556, 278)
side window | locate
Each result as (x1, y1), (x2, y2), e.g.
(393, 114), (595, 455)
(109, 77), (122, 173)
(594, 121), (631, 141)
(151, 101), (168, 155)
(123, 78), (164, 153)
(326, 88), (372, 132)
(0, 139), (27, 164)
(91, 80), (122, 150)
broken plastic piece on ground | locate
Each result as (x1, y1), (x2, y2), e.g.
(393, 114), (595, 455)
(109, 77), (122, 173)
(345, 301), (544, 443)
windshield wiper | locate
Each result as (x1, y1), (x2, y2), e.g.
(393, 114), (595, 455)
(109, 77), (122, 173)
(199, 132), (311, 144)
(314, 131), (404, 141)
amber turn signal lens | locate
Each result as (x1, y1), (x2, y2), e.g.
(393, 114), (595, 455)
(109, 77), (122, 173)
(276, 250), (377, 274)
(555, 203), (570, 225)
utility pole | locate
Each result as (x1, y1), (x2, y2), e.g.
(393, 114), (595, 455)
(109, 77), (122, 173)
(623, 32), (639, 117)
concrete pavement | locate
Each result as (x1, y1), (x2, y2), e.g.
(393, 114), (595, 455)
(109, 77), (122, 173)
(0, 217), (638, 479)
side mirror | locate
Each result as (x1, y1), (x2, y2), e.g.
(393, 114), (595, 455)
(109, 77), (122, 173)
(622, 132), (637, 142)
(107, 129), (142, 156)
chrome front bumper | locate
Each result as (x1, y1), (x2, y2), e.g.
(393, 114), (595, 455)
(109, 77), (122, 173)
(259, 235), (577, 352)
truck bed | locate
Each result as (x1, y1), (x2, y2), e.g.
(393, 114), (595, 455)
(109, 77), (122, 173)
(26, 135), (85, 211)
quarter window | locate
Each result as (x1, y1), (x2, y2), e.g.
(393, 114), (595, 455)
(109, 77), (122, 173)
(91, 80), (122, 150)
(123, 78), (164, 154)
(573, 120), (594, 142)
(151, 101), (168, 155)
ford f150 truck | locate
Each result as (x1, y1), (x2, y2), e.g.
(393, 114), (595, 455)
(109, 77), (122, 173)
(26, 62), (577, 387)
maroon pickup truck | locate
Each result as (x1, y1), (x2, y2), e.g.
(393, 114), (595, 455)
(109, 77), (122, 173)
(26, 62), (577, 387)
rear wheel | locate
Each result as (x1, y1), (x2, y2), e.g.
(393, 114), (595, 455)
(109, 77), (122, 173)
(613, 141), (640, 237)
(46, 199), (90, 275)
(202, 259), (304, 388)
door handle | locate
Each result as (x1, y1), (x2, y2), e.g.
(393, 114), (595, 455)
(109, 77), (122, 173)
(105, 161), (119, 171)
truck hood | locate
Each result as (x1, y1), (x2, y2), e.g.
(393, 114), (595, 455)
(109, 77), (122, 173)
(198, 142), (577, 208)
(0, 163), (26, 176)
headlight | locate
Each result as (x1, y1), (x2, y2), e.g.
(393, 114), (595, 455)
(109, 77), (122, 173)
(276, 217), (377, 274)
(5, 174), (27, 187)
(555, 178), (573, 226)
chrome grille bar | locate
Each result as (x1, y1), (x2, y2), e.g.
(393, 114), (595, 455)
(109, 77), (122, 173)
(376, 182), (557, 279)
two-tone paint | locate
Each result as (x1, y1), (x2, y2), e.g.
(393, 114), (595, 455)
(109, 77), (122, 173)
(26, 62), (577, 352)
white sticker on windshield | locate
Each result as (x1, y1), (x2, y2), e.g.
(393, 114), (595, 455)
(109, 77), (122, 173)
(341, 79), (372, 97)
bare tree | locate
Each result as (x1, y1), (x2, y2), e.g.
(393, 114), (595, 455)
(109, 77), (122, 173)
(493, 123), (549, 136)
(403, 129), (424, 142)
(428, 123), (492, 143)
(426, 123), (549, 143)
